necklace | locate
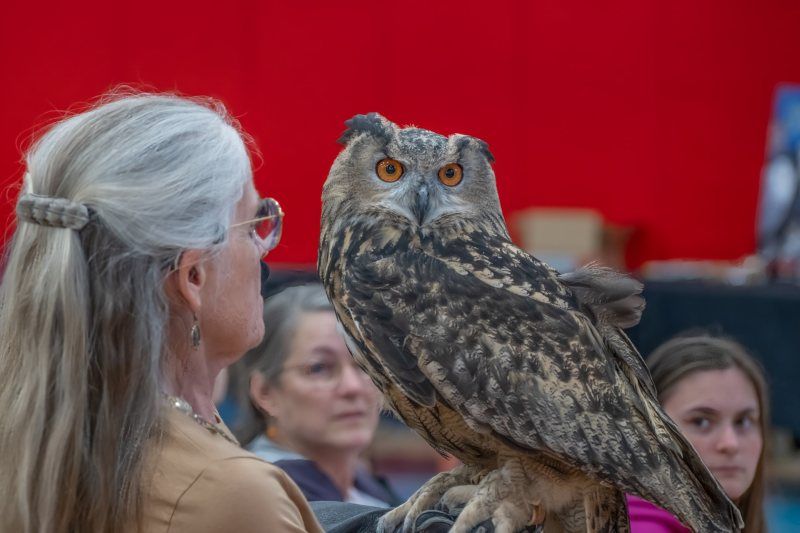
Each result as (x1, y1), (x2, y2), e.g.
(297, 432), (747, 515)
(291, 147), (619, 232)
(164, 395), (240, 447)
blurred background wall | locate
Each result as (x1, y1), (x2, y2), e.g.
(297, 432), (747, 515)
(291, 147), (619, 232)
(4, 2), (800, 527)
(3, 0), (800, 269)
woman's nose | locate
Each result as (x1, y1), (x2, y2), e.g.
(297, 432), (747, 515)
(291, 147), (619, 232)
(337, 364), (371, 394)
(715, 423), (741, 453)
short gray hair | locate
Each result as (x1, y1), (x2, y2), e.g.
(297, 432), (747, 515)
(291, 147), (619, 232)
(231, 283), (333, 445)
(0, 90), (253, 532)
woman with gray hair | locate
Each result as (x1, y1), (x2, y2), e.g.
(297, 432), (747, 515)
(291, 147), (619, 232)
(232, 283), (395, 507)
(0, 91), (322, 532)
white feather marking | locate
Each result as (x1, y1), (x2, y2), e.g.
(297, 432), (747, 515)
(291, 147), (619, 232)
(531, 292), (551, 303)
(340, 229), (352, 256)
(474, 270), (504, 288)
(506, 284), (530, 297)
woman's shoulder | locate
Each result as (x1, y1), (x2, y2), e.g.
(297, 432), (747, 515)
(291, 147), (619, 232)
(626, 494), (691, 533)
(168, 457), (322, 532)
(144, 409), (323, 532)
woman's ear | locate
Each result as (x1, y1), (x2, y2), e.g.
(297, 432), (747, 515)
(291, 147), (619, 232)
(167, 249), (207, 314)
(250, 372), (278, 417)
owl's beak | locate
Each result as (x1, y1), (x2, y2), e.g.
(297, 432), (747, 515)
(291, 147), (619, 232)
(410, 185), (430, 225)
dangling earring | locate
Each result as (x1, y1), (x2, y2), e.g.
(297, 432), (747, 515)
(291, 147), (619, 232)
(190, 314), (201, 350)
(266, 425), (279, 441)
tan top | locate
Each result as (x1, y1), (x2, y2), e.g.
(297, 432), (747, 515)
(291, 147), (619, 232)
(140, 407), (323, 533)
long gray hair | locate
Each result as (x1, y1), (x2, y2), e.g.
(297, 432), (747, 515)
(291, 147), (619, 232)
(0, 90), (252, 532)
(231, 283), (333, 446)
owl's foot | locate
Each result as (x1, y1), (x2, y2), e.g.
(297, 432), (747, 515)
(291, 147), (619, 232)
(377, 463), (485, 533)
(437, 484), (479, 513)
(450, 459), (543, 533)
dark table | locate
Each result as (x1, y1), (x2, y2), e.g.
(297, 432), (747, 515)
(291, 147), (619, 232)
(627, 280), (800, 439)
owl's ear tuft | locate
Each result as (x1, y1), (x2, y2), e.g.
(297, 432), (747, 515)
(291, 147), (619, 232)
(338, 113), (393, 146)
(454, 135), (495, 163)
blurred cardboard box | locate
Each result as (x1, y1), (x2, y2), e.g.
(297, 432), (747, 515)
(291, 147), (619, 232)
(513, 208), (600, 270)
(512, 207), (633, 272)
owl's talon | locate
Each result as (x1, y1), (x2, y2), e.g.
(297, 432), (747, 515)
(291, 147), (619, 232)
(438, 484), (479, 514)
(450, 462), (539, 533)
(376, 505), (408, 533)
(530, 504), (545, 525)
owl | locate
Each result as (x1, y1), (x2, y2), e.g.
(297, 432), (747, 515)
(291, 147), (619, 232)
(318, 113), (742, 533)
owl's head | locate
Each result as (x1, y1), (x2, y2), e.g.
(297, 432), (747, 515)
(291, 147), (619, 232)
(323, 113), (504, 231)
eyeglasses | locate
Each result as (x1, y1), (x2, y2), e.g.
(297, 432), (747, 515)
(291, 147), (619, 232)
(282, 359), (374, 390)
(230, 197), (284, 252)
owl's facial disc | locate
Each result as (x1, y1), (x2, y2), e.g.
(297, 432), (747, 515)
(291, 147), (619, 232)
(402, 176), (464, 227)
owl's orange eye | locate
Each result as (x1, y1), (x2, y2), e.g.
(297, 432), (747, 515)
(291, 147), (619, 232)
(438, 163), (463, 186)
(376, 158), (404, 182)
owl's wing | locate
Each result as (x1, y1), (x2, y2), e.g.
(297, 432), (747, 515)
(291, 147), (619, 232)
(320, 227), (438, 407)
(557, 264), (655, 398)
(335, 227), (683, 493)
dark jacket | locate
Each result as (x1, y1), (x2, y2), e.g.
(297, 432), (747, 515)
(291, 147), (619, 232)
(275, 458), (400, 506)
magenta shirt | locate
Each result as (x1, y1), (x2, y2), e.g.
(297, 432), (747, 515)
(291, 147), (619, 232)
(627, 495), (691, 533)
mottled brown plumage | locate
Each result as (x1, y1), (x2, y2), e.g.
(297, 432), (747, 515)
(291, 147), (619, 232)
(318, 113), (742, 532)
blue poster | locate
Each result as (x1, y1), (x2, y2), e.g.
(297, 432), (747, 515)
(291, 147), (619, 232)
(758, 85), (800, 276)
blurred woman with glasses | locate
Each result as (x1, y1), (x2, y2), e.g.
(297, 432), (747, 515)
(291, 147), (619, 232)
(232, 283), (398, 507)
(0, 90), (320, 532)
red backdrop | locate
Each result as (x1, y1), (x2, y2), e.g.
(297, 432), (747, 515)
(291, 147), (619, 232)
(2, 0), (800, 268)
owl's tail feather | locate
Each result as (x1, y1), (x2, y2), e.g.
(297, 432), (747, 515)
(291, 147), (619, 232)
(545, 488), (629, 533)
(583, 488), (629, 533)
(559, 264), (644, 329)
